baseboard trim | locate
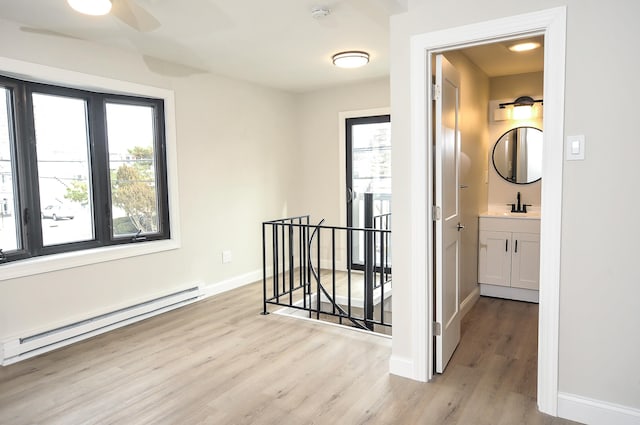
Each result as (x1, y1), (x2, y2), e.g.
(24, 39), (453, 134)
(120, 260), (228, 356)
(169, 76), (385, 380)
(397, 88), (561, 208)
(272, 306), (392, 340)
(460, 286), (480, 319)
(480, 283), (539, 303)
(200, 269), (263, 298)
(389, 355), (414, 379)
(558, 392), (640, 425)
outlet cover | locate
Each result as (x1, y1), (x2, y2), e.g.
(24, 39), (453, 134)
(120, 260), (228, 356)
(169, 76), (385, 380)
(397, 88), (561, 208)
(222, 250), (232, 264)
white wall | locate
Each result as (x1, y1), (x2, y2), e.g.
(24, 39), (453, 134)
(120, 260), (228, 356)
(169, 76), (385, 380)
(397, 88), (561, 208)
(391, 0), (640, 414)
(292, 78), (390, 222)
(0, 19), (297, 340)
(488, 72), (543, 211)
(291, 79), (390, 268)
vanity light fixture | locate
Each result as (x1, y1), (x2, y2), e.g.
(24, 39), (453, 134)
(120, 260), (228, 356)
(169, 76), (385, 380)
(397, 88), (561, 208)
(67, 0), (112, 16)
(332, 51), (370, 68)
(499, 96), (543, 120)
(508, 41), (541, 52)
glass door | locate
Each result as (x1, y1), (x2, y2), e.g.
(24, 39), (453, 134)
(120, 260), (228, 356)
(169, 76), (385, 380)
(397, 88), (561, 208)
(346, 115), (391, 270)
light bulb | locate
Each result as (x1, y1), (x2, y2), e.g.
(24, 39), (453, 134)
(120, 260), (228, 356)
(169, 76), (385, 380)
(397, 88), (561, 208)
(67, 0), (112, 16)
(512, 105), (533, 120)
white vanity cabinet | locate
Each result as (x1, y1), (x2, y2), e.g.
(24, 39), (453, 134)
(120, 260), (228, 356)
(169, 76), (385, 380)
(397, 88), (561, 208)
(478, 215), (540, 302)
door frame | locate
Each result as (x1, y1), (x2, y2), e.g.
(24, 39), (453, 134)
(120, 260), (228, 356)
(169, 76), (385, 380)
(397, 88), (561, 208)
(408, 7), (566, 415)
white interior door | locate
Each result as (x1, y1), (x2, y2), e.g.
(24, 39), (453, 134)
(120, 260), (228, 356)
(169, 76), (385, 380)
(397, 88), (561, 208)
(434, 54), (461, 374)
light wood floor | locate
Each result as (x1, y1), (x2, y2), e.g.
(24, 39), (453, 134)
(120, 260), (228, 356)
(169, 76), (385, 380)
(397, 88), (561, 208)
(0, 282), (580, 425)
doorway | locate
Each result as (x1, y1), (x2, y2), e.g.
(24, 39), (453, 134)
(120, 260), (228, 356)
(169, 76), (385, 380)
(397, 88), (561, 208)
(404, 7), (567, 416)
(432, 37), (545, 373)
(345, 114), (391, 270)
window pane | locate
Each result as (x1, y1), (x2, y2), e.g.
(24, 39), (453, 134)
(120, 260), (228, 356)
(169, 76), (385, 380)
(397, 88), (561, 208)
(0, 88), (20, 253)
(106, 103), (159, 237)
(351, 122), (392, 195)
(348, 118), (392, 268)
(32, 93), (94, 246)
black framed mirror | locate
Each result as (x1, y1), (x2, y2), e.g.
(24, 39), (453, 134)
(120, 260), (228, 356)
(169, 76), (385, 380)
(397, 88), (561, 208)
(492, 126), (543, 184)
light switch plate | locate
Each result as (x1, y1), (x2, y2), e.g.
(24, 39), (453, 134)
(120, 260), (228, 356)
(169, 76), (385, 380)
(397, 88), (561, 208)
(566, 135), (585, 160)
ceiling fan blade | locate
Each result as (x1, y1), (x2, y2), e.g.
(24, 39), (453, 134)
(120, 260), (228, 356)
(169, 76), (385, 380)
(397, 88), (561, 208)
(142, 55), (209, 78)
(20, 26), (83, 40)
(111, 0), (160, 32)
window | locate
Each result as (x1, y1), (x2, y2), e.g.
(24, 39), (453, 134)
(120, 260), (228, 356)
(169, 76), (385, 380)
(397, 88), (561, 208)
(0, 87), (19, 255)
(33, 93), (95, 246)
(345, 115), (391, 269)
(105, 102), (162, 238)
(0, 75), (169, 265)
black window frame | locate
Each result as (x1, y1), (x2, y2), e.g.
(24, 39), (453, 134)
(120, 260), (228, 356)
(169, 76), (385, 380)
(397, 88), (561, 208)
(345, 114), (391, 271)
(0, 74), (170, 265)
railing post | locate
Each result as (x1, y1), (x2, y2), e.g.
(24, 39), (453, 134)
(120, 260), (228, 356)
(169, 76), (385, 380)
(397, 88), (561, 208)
(364, 193), (374, 331)
(262, 222), (268, 315)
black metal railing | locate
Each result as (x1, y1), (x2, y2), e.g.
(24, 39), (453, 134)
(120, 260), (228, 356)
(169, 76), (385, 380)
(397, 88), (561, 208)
(262, 195), (392, 332)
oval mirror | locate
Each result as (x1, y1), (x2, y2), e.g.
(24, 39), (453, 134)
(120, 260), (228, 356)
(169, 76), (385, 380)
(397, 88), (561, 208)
(492, 127), (543, 184)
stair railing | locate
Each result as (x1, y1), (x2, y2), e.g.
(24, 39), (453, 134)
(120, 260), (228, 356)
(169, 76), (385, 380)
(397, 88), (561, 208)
(262, 196), (392, 333)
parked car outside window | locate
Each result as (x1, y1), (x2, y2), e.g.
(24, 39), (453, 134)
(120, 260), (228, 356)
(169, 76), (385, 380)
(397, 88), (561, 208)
(41, 204), (75, 221)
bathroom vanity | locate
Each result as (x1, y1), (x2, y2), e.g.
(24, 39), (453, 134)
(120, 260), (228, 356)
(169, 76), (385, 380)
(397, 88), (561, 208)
(478, 212), (540, 303)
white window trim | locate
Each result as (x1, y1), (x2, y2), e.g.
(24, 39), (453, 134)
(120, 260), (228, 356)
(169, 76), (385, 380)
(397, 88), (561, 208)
(0, 56), (181, 281)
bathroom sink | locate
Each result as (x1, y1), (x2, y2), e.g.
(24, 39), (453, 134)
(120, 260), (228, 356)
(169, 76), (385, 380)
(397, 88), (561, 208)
(481, 211), (541, 219)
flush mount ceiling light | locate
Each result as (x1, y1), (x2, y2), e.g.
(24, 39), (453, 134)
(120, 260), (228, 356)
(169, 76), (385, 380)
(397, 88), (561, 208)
(67, 0), (112, 16)
(332, 51), (369, 68)
(508, 41), (541, 52)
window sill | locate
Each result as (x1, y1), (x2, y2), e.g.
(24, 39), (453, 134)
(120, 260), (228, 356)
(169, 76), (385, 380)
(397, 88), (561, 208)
(0, 238), (180, 282)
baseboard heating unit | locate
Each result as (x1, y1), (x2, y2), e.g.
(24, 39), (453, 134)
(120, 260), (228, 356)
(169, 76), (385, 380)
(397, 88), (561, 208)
(1, 286), (201, 366)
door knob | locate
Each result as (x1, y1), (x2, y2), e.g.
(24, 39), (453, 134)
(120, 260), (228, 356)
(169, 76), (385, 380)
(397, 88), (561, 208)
(457, 223), (465, 231)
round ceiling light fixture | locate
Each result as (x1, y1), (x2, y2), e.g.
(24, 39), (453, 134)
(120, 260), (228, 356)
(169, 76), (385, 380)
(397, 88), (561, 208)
(332, 51), (370, 68)
(508, 41), (541, 52)
(67, 0), (112, 16)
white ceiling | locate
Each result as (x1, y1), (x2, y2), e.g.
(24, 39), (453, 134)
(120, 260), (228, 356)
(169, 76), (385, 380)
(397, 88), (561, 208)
(460, 36), (544, 77)
(0, 1), (542, 92)
(0, 0), (406, 93)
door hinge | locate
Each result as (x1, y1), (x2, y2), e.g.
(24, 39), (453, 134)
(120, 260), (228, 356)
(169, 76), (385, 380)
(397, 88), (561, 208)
(433, 322), (441, 336)
(432, 83), (441, 101)
(432, 205), (441, 221)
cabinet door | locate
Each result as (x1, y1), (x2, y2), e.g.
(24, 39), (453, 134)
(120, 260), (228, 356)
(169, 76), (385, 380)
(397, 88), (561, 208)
(511, 232), (540, 290)
(478, 230), (511, 286)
